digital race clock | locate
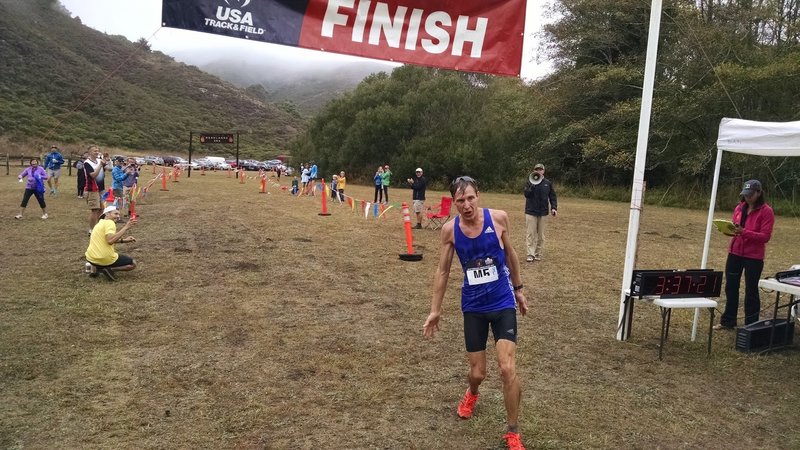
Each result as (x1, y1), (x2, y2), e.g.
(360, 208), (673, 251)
(631, 269), (723, 298)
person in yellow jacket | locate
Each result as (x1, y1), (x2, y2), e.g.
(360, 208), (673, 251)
(337, 171), (346, 202)
(85, 205), (137, 281)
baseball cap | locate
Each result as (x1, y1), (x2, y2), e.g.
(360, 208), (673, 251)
(534, 163), (545, 170)
(740, 179), (761, 196)
(415, 168), (423, 172)
(100, 205), (118, 218)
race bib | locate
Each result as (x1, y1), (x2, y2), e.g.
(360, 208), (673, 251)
(466, 257), (499, 286)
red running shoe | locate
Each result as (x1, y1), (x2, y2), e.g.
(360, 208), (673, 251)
(503, 432), (525, 450)
(456, 388), (479, 419)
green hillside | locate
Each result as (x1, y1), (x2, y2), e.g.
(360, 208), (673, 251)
(0, 0), (305, 159)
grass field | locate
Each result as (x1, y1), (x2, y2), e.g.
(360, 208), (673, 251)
(1, 168), (799, 449)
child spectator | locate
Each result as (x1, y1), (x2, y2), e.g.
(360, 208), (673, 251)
(337, 171), (346, 202)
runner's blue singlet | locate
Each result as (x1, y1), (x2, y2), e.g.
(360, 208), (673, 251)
(454, 208), (515, 313)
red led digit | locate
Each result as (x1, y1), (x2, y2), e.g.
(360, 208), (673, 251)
(671, 274), (682, 294)
(655, 276), (666, 295)
(696, 276), (707, 294)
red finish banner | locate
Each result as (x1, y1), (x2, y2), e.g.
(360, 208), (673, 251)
(162, 0), (527, 76)
(299, 0), (526, 76)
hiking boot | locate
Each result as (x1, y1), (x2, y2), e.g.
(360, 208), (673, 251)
(457, 388), (479, 419)
(503, 432), (525, 450)
(99, 268), (116, 281)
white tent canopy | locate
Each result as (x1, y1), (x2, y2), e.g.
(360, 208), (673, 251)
(692, 118), (800, 338)
(716, 118), (800, 156)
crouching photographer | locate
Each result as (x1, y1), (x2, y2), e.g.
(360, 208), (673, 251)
(85, 205), (137, 281)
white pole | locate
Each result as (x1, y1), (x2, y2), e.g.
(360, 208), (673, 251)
(616, 0), (664, 341)
(691, 147), (724, 339)
(701, 148), (724, 269)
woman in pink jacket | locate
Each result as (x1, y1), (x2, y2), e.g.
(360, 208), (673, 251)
(715, 180), (775, 329)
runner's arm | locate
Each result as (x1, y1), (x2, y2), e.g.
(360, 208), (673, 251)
(495, 210), (529, 316)
(423, 221), (456, 337)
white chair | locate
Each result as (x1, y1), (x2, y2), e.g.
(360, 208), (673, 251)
(652, 297), (718, 360)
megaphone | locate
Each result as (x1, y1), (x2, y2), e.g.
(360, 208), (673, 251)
(529, 171), (543, 185)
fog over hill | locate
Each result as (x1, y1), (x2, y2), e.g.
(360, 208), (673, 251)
(170, 49), (397, 115)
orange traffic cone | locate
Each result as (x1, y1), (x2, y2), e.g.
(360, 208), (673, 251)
(318, 178), (330, 216)
(160, 168), (169, 191)
(399, 202), (422, 261)
(105, 188), (116, 207)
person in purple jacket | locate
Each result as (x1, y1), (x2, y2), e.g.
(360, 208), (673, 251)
(15, 158), (49, 220)
(715, 179), (775, 329)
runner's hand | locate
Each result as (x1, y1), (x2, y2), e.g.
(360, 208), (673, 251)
(422, 312), (441, 337)
(515, 292), (529, 316)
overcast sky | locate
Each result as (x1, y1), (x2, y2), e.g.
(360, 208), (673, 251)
(58, 0), (553, 80)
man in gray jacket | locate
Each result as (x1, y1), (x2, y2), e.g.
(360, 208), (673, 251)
(523, 163), (557, 262)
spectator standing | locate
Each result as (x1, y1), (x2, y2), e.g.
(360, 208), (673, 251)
(111, 156), (129, 204)
(84, 146), (108, 234)
(715, 180), (775, 329)
(15, 158), (49, 219)
(122, 157), (140, 216)
(300, 164), (310, 195)
(381, 164), (392, 204)
(44, 145), (65, 196)
(331, 175), (339, 199)
(291, 176), (299, 196)
(373, 166), (384, 203)
(523, 163), (557, 262)
(309, 163), (319, 196)
(337, 171), (346, 202)
(74, 151), (88, 198)
(85, 205), (137, 281)
(407, 167), (427, 229)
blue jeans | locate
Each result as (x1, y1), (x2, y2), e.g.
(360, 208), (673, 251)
(721, 253), (764, 326)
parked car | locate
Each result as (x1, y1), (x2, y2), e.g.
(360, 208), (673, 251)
(239, 160), (261, 171)
(161, 156), (177, 166)
(177, 160), (199, 170)
(145, 155), (164, 165)
(134, 157), (146, 165)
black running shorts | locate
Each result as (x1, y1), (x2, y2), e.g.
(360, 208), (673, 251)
(462, 308), (517, 352)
